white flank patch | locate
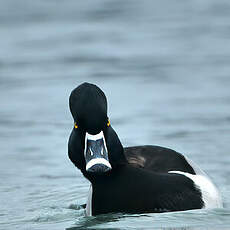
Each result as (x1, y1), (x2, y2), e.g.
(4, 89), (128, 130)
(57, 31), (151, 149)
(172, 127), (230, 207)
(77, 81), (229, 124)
(86, 158), (112, 171)
(169, 170), (223, 209)
(86, 185), (92, 216)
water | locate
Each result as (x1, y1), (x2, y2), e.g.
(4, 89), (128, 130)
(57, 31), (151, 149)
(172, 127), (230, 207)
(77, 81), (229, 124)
(0, 0), (230, 229)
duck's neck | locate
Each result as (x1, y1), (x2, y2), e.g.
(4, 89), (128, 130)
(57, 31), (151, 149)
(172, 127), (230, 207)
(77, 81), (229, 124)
(105, 126), (127, 167)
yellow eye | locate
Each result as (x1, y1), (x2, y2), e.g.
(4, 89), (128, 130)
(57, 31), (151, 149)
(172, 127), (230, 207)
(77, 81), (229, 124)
(74, 122), (78, 129)
(107, 119), (110, 127)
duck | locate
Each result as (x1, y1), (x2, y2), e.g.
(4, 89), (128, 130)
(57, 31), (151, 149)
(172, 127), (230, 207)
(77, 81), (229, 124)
(68, 82), (223, 216)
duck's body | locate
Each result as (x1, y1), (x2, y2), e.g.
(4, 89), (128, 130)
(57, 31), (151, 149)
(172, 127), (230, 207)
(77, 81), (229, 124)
(68, 83), (223, 216)
(88, 164), (202, 215)
(85, 145), (222, 215)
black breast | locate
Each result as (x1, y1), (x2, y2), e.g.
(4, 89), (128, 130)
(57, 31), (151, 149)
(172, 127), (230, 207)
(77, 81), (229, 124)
(92, 165), (203, 215)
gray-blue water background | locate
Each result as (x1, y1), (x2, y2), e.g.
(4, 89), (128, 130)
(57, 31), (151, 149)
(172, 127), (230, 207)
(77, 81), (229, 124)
(0, 0), (230, 229)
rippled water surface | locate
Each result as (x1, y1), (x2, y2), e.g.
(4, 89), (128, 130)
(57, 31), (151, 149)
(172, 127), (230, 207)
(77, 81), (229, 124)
(1, 0), (230, 229)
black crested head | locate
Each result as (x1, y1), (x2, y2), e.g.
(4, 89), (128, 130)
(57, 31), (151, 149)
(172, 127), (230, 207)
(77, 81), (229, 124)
(68, 82), (127, 180)
(69, 82), (108, 134)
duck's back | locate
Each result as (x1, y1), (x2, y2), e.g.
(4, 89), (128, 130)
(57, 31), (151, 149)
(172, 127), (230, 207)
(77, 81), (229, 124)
(124, 145), (195, 174)
(124, 145), (223, 209)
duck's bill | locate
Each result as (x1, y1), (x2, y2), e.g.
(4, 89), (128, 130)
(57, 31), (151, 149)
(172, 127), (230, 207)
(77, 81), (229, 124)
(84, 131), (112, 174)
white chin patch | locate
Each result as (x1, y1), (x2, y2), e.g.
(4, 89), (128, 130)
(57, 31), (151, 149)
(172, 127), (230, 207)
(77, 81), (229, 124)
(86, 158), (112, 171)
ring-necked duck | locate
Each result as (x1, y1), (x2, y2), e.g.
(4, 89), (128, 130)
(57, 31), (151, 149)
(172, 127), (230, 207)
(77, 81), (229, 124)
(68, 82), (223, 216)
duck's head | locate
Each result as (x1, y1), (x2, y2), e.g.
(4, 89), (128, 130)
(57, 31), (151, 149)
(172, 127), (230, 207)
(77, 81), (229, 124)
(68, 83), (126, 177)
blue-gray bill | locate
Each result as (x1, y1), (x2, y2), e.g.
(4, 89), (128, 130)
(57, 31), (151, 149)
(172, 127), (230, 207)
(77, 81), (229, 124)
(84, 131), (112, 174)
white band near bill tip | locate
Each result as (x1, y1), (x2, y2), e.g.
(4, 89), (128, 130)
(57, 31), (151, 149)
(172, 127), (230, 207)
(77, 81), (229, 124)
(86, 158), (112, 171)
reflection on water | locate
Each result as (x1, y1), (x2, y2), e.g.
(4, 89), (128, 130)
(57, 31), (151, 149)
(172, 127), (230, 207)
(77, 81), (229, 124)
(67, 209), (230, 230)
(0, 0), (230, 229)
